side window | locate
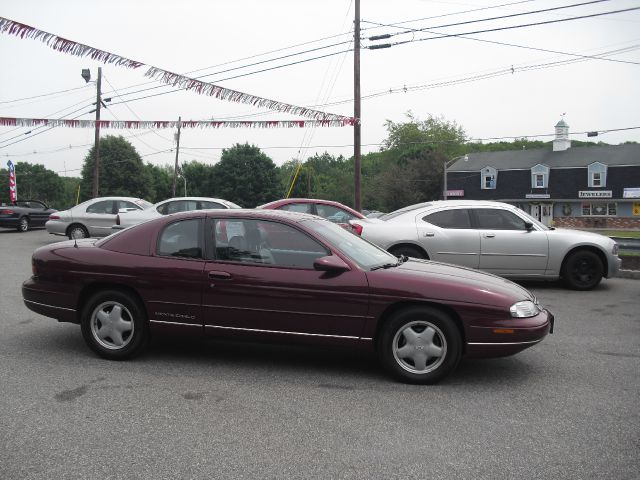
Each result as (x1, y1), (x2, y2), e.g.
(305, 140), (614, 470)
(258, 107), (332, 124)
(423, 209), (471, 229)
(164, 200), (198, 214)
(475, 209), (527, 230)
(200, 201), (224, 210)
(158, 219), (202, 259)
(278, 203), (312, 214)
(316, 204), (355, 223)
(118, 200), (144, 211)
(86, 200), (114, 214)
(212, 219), (328, 268)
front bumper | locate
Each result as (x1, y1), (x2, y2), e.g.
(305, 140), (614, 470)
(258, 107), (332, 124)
(465, 309), (554, 358)
(608, 254), (622, 278)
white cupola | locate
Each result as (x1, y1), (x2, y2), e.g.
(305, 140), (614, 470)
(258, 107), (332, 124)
(553, 118), (571, 152)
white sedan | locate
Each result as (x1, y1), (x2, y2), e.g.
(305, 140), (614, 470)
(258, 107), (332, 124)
(350, 200), (622, 290)
(113, 196), (241, 231)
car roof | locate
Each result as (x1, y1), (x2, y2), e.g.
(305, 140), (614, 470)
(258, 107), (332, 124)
(380, 200), (517, 220)
(257, 198), (363, 216)
(165, 207), (321, 223)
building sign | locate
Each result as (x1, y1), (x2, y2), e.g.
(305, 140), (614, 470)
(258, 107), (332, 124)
(578, 190), (612, 199)
(526, 194), (550, 199)
(445, 190), (464, 197)
(633, 203), (640, 216)
(623, 187), (640, 199)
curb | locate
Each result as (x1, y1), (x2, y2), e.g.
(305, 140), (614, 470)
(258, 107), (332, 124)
(617, 269), (640, 280)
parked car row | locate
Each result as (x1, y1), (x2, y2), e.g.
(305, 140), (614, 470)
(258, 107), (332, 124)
(15, 194), (620, 291)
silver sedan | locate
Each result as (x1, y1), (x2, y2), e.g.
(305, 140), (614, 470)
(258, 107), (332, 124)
(350, 200), (622, 290)
(46, 196), (152, 239)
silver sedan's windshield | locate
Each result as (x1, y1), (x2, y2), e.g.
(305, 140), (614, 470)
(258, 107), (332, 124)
(304, 219), (398, 270)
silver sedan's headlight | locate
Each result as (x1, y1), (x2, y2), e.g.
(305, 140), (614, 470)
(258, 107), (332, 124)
(612, 243), (619, 255)
(510, 300), (541, 318)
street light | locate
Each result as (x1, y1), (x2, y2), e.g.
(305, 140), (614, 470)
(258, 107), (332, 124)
(443, 154), (468, 200)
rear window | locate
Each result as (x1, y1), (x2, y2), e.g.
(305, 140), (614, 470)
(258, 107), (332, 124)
(379, 202), (432, 221)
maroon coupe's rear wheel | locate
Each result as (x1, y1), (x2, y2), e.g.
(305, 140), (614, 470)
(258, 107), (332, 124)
(379, 306), (461, 384)
(80, 290), (149, 360)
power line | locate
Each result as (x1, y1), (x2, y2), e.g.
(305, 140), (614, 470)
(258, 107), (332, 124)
(364, 0), (614, 39)
(0, 84), (92, 105)
(386, 7), (640, 50)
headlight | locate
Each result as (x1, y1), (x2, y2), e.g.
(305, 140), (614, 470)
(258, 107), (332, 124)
(612, 243), (619, 255)
(510, 300), (540, 318)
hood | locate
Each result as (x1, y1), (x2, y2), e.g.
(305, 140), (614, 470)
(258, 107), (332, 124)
(367, 258), (535, 308)
(551, 228), (613, 244)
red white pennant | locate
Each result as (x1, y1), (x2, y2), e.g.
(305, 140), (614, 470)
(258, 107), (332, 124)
(0, 117), (352, 129)
(0, 16), (355, 124)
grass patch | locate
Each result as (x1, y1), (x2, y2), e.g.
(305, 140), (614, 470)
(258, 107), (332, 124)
(600, 230), (640, 238)
(619, 251), (640, 257)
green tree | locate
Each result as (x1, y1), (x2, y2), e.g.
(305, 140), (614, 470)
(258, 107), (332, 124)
(80, 135), (153, 201)
(212, 143), (279, 207)
(0, 162), (65, 207)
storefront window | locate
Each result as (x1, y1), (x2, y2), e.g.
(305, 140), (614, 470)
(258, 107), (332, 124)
(582, 203), (617, 216)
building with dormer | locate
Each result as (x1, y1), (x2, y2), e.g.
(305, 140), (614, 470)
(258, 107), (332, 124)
(445, 119), (640, 228)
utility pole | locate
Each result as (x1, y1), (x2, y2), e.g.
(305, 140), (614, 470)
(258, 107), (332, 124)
(353, 0), (362, 212)
(172, 116), (182, 197)
(92, 67), (102, 198)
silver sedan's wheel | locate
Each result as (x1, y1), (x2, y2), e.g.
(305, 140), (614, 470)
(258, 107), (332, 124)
(392, 321), (447, 374)
(81, 290), (149, 360)
(379, 306), (461, 384)
(68, 224), (88, 240)
(90, 301), (135, 350)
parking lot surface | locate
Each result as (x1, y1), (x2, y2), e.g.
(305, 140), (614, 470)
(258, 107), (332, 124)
(1, 228), (638, 480)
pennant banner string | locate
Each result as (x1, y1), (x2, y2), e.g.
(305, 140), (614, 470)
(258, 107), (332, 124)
(0, 117), (353, 129)
(0, 16), (355, 124)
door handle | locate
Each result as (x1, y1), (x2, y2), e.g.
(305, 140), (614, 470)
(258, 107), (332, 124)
(423, 232), (435, 237)
(208, 271), (231, 280)
(483, 233), (496, 238)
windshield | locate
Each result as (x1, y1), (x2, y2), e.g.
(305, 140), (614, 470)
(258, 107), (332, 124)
(304, 219), (398, 270)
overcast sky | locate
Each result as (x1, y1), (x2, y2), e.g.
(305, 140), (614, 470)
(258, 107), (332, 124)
(1, 0), (639, 178)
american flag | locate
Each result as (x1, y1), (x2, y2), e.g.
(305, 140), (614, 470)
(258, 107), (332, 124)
(7, 160), (16, 202)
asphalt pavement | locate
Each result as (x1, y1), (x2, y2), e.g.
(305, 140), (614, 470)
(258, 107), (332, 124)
(0, 229), (638, 480)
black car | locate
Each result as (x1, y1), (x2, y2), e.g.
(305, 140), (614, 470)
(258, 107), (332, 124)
(0, 200), (56, 232)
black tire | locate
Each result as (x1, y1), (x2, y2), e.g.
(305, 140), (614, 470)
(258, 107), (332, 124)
(68, 224), (89, 240)
(80, 290), (149, 360)
(389, 245), (427, 259)
(17, 217), (29, 232)
(562, 250), (604, 291)
(378, 306), (462, 384)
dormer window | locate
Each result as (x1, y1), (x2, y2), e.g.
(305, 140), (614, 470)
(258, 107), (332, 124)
(481, 166), (497, 190)
(588, 162), (607, 188)
(531, 164), (549, 189)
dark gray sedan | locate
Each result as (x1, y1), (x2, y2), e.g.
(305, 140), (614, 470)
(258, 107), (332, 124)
(0, 200), (56, 232)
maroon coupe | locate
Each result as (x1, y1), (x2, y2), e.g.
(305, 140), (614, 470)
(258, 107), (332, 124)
(22, 209), (553, 384)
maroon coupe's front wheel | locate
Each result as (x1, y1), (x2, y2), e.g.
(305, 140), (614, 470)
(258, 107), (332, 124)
(378, 306), (462, 384)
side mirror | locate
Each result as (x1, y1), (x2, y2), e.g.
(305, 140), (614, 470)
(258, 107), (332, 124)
(313, 255), (351, 273)
(524, 221), (534, 231)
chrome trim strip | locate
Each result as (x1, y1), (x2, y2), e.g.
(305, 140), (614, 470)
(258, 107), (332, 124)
(202, 304), (369, 320)
(205, 324), (360, 339)
(480, 253), (547, 258)
(150, 319), (201, 327)
(467, 339), (542, 346)
(24, 299), (75, 312)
